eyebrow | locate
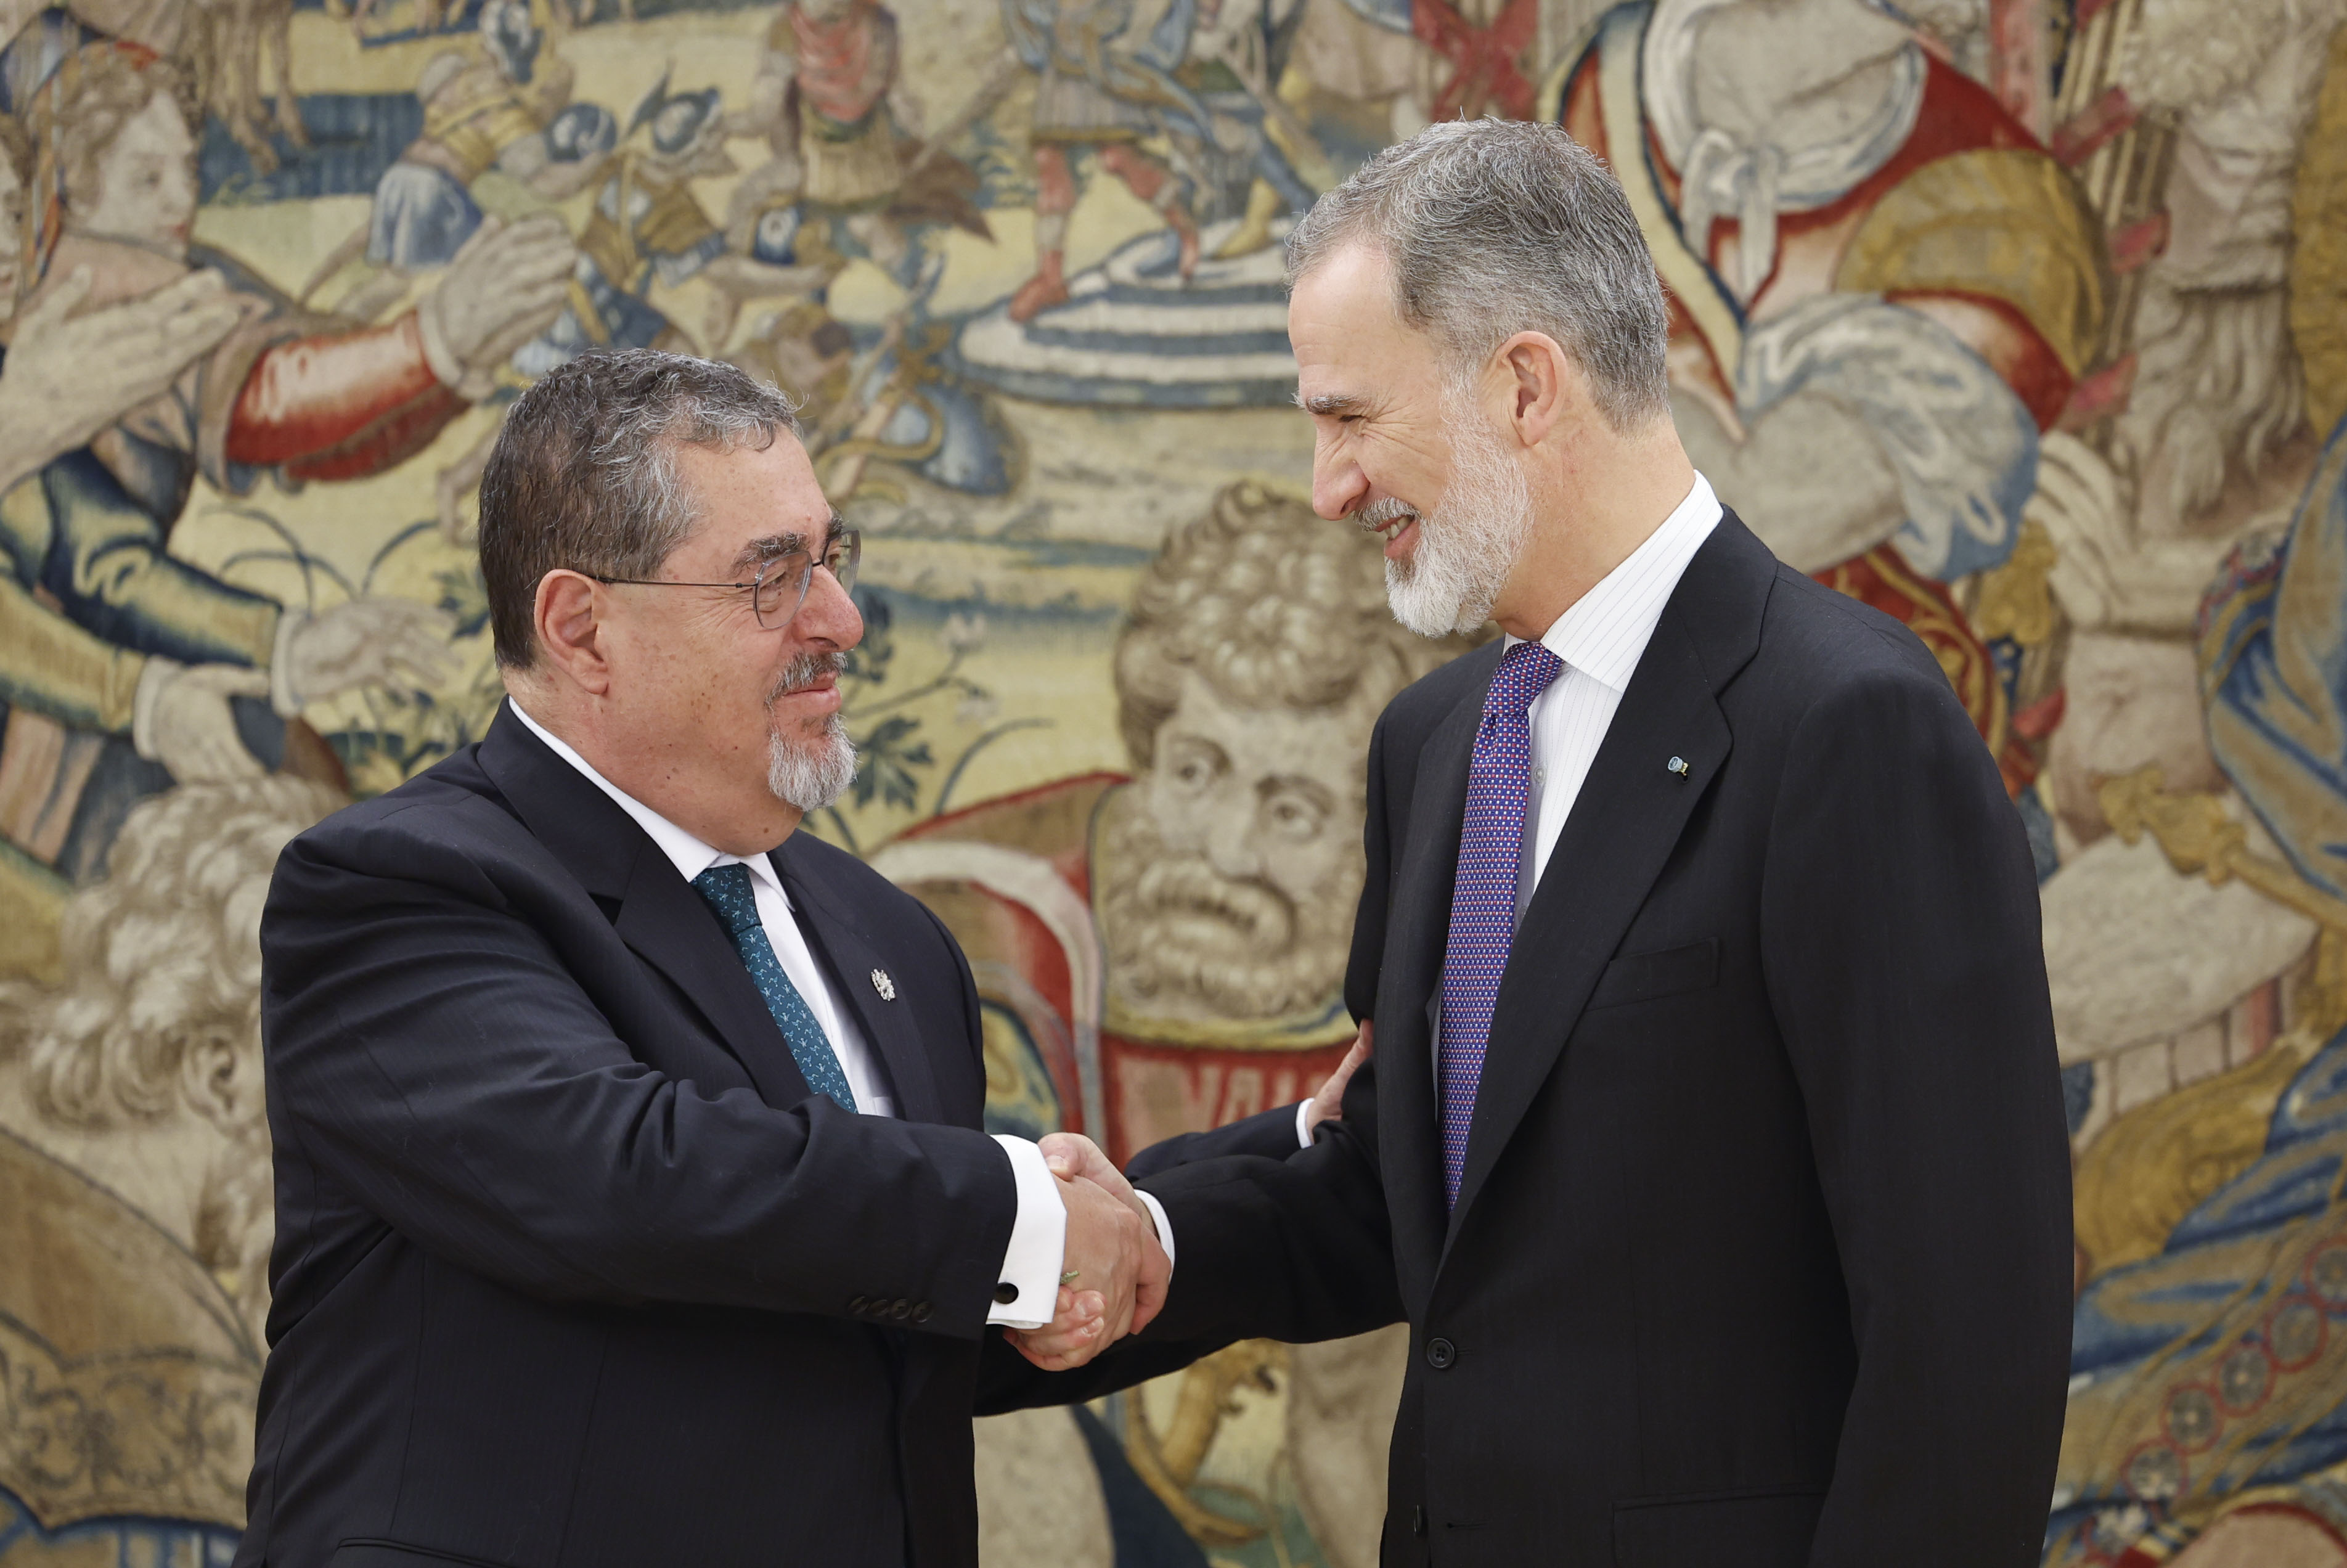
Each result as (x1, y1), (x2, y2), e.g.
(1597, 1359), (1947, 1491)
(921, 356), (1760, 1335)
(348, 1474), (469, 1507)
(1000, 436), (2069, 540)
(728, 513), (846, 575)
(1297, 390), (1369, 417)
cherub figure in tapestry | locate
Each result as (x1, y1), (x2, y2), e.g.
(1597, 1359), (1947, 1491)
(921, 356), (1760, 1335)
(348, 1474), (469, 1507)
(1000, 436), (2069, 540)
(0, 775), (336, 1558)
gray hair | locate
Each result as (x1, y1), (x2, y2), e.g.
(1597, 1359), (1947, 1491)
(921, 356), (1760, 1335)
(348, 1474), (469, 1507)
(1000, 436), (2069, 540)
(1285, 118), (1671, 430)
(479, 348), (801, 669)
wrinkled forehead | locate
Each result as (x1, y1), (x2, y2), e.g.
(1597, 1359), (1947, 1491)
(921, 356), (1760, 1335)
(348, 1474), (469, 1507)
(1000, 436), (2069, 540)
(1288, 242), (1443, 404)
(1159, 666), (1380, 787)
(667, 432), (836, 568)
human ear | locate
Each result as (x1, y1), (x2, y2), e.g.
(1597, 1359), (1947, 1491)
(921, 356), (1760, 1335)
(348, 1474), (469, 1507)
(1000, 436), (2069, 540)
(534, 570), (613, 696)
(178, 1022), (258, 1130)
(1498, 331), (1576, 447)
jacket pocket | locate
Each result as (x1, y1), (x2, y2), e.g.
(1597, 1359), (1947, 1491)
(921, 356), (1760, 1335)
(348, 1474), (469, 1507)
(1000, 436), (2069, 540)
(1586, 937), (1720, 1010)
(1612, 1483), (1826, 1568)
(333, 1541), (518, 1568)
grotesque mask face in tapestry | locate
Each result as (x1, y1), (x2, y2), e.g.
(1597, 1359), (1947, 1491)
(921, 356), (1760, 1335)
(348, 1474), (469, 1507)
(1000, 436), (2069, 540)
(1097, 484), (1484, 1023)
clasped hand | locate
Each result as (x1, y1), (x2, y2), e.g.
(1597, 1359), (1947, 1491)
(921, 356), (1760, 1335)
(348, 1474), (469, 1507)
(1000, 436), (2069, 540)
(1008, 1135), (1169, 1372)
(1005, 1021), (1373, 1372)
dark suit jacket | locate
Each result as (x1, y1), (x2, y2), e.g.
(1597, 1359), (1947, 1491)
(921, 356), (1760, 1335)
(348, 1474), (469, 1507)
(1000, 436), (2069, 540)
(1091, 513), (2075, 1567)
(240, 704), (1032, 1568)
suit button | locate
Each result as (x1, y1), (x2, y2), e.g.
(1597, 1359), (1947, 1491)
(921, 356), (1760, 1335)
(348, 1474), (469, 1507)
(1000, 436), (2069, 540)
(911, 1302), (933, 1323)
(1425, 1337), (1457, 1370)
(1411, 1505), (1427, 1538)
(848, 1296), (868, 1315)
(892, 1299), (913, 1320)
(994, 1281), (1018, 1305)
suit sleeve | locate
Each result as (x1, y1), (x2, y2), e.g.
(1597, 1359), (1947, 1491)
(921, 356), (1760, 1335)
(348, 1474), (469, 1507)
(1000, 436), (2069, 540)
(1124, 1100), (1315, 1181)
(1760, 641), (2073, 1568)
(260, 812), (1019, 1339)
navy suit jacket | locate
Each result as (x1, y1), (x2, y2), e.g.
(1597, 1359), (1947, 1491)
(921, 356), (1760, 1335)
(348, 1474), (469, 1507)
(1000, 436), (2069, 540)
(1034, 512), (2075, 1568)
(240, 704), (1034, 1568)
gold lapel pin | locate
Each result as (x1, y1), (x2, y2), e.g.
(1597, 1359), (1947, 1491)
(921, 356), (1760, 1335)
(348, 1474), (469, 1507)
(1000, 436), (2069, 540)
(870, 968), (897, 1001)
(1667, 756), (1691, 778)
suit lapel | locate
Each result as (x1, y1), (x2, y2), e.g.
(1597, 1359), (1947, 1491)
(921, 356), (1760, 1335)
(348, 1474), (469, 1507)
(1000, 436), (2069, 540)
(610, 855), (815, 1111)
(773, 838), (945, 1125)
(475, 702), (814, 1111)
(1377, 658), (1492, 1309)
(1432, 515), (1777, 1260)
(1441, 609), (1730, 1252)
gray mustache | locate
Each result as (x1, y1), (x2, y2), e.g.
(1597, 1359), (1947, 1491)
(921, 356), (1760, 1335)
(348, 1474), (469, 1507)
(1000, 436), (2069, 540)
(1129, 856), (1296, 947)
(1356, 497), (1418, 531)
(767, 650), (848, 705)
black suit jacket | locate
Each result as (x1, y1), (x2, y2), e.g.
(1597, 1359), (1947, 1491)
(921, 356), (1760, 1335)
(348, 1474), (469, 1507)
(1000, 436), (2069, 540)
(240, 704), (1034, 1568)
(1095, 513), (2075, 1567)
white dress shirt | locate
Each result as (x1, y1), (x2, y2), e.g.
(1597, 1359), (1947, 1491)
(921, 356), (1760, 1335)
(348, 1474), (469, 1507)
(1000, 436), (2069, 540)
(508, 701), (1073, 1328)
(1297, 472), (1725, 1146)
(1513, 472), (1722, 916)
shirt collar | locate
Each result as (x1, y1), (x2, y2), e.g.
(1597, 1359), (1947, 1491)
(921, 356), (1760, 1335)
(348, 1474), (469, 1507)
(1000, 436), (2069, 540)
(507, 699), (786, 900)
(1506, 472), (1723, 695)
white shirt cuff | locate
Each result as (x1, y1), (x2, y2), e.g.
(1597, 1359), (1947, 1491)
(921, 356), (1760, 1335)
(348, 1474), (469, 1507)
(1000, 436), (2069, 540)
(1296, 1098), (1316, 1149)
(1134, 1188), (1175, 1275)
(987, 1134), (1066, 1330)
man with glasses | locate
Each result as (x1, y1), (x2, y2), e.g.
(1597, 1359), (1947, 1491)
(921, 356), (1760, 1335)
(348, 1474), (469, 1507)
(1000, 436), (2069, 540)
(241, 349), (1169, 1568)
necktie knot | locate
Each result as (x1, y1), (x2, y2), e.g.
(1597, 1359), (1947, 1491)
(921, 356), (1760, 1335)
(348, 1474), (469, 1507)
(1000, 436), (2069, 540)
(1487, 641), (1564, 717)
(692, 862), (763, 938)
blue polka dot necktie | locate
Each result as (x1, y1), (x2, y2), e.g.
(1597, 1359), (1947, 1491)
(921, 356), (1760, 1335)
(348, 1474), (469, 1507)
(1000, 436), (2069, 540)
(692, 862), (858, 1113)
(1440, 641), (1562, 1207)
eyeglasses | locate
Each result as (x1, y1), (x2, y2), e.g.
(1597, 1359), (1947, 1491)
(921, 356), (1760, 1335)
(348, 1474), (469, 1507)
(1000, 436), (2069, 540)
(589, 530), (861, 631)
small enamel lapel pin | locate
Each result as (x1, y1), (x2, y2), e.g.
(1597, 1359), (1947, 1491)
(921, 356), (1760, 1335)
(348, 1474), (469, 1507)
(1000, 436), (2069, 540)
(870, 968), (897, 1001)
(1667, 756), (1691, 778)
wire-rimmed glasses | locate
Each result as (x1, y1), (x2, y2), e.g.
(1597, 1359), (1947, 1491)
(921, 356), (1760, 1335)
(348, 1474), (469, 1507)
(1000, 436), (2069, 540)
(589, 529), (861, 631)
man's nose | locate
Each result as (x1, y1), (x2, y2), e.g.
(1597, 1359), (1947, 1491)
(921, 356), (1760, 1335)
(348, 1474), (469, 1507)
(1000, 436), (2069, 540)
(791, 560), (863, 651)
(1312, 450), (1368, 523)
(1204, 804), (1263, 881)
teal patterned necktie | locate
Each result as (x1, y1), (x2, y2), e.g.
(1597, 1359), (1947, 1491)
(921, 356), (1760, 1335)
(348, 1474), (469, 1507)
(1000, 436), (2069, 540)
(691, 862), (858, 1112)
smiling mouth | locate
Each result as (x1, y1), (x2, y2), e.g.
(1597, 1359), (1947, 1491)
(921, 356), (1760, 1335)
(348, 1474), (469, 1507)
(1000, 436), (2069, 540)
(1357, 500), (1418, 544)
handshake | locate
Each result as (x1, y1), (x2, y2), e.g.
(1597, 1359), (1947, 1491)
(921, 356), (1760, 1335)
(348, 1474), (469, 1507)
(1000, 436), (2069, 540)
(1006, 1023), (1371, 1372)
(1012, 1132), (1168, 1373)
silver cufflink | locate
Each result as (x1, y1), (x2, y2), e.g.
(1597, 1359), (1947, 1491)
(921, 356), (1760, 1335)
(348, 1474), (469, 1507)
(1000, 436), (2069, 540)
(870, 968), (897, 1001)
(1667, 756), (1691, 778)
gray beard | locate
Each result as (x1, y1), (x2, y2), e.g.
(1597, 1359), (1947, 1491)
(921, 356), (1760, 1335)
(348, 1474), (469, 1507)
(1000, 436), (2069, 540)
(1096, 788), (1357, 1022)
(765, 651), (859, 811)
(768, 713), (857, 811)
(1380, 383), (1536, 637)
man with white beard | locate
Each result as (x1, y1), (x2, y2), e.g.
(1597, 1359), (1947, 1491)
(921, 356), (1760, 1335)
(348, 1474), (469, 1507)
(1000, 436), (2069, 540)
(1011, 118), (2074, 1568)
(241, 349), (1165, 1568)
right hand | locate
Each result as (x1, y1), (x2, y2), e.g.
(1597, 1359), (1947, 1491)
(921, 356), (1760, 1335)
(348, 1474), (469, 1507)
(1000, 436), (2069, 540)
(150, 663), (273, 782)
(0, 266), (250, 482)
(425, 214), (576, 373)
(281, 598), (458, 706)
(1009, 1164), (1169, 1373)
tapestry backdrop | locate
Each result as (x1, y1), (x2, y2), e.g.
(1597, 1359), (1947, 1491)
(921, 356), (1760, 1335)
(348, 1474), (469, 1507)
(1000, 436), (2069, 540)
(0, 0), (2341, 1562)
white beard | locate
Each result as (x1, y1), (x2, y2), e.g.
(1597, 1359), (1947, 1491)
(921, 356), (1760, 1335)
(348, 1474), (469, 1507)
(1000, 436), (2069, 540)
(767, 713), (858, 811)
(1383, 387), (1536, 637)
